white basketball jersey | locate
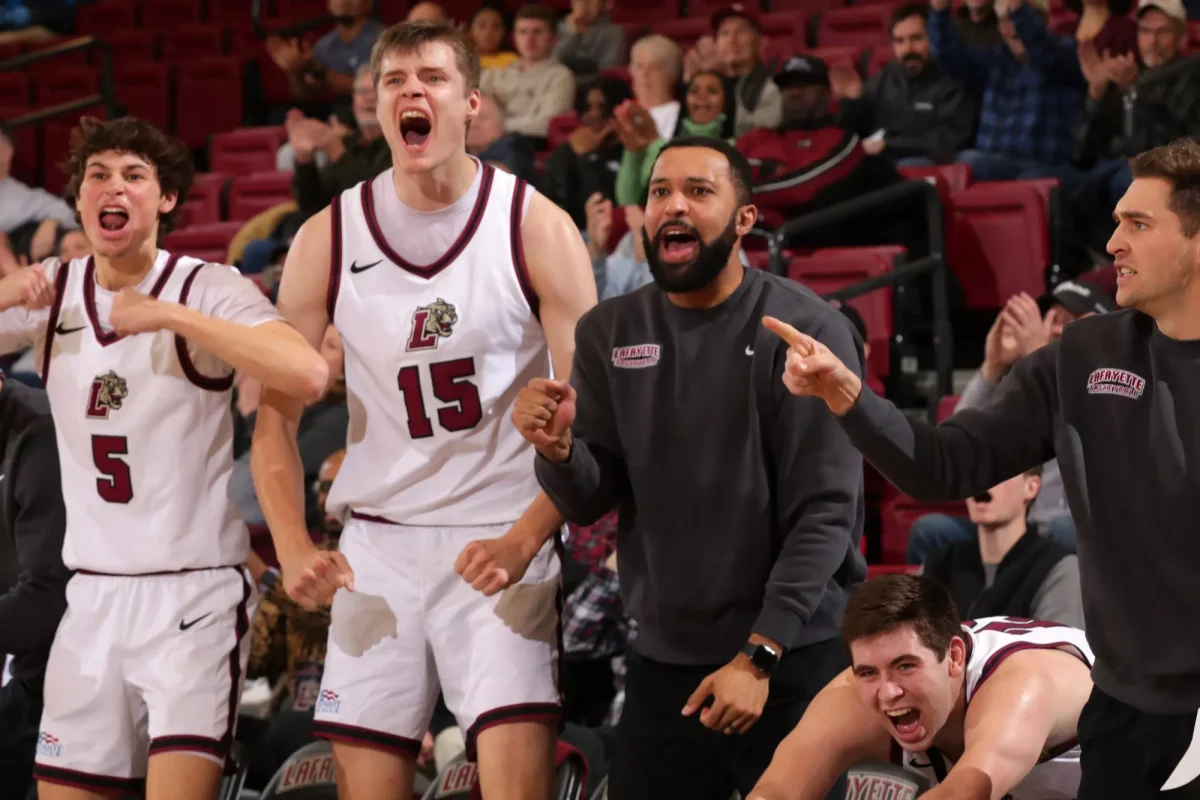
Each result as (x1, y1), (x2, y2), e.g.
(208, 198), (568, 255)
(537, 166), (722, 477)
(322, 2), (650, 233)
(326, 164), (550, 526)
(41, 252), (246, 573)
(898, 617), (1093, 800)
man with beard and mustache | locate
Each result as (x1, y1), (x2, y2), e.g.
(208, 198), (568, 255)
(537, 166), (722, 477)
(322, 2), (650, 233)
(833, 4), (976, 167)
(511, 136), (867, 800)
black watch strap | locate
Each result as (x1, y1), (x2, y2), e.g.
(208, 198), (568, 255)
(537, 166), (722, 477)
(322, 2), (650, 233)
(740, 642), (780, 675)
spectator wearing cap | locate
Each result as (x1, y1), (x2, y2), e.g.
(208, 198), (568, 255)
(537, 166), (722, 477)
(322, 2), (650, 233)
(1072, 0), (1200, 250)
(737, 56), (925, 258)
(686, 5), (783, 136)
(833, 3), (977, 167)
(929, 0), (1087, 181)
(554, 0), (626, 82)
(904, 279), (1119, 564)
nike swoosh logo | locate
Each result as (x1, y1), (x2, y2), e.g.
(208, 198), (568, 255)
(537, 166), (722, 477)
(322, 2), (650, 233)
(179, 612), (212, 631)
(349, 260), (383, 274)
(745, 346), (754, 356)
(55, 324), (86, 335)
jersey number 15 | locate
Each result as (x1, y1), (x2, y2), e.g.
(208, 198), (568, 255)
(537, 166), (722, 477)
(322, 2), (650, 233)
(397, 357), (483, 438)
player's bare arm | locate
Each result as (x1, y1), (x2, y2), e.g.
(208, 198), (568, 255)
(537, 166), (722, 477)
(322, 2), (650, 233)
(250, 207), (354, 609)
(456, 191), (599, 596)
(109, 284), (328, 403)
(748, 669), (893, 800)
(924, 649), (1090, 800)
(0, 261), (54, 313)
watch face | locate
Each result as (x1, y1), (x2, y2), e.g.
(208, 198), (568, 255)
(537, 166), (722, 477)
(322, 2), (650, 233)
(752, 645), (778, 672)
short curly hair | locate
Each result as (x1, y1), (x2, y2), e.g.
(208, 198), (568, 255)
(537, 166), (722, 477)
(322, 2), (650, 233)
(62, 116), (194, 238)
(1129, 138), (1200, 238)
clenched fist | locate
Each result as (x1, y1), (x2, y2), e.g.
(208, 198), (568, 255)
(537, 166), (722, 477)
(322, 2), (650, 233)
(0, 264), (54, 311)
(454, 532), (536, 596)
(512, 378), (576, 462)
(279, 544), (355, 610)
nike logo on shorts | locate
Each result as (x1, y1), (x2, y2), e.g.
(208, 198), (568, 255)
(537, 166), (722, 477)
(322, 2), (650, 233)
(179, 612), (212, 631)
(349, 260), (383, 274)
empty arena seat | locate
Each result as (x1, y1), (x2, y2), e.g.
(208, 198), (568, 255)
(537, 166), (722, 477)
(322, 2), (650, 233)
(104, 31), (158, 68)
(178, 173), (227, 227)
(0, 73), (30, 107)
(210, 126), (287, 175)
(785, 246), (901, 379)
(879, 483), (967, 564)
(770, 0), (840, 13)
(140, 0), (204, 28)
(228, 171), (295, 222)
(76, 0), (138, 37)
(160, 25), (226, 61)
(936, 394), (960, 422)
(209, 0), (255, 27)
(652, 17), (710, 51)
(760, 11), (810, 56)
(42, 106), (106, 196)
(174, 57), (244, 149)
(803, 45), (865, 72)
(163, 221), (243, 263)
(689, 0), (763, 17)
(612, 0), (678, 24)
(113, 63), (171, 131)
(272, 0), (332, 21)
(898, 162), (972, 192)
(34, 66), (100, 108)
(816, 6), (894, 49)
(949, 182), (1050, 309)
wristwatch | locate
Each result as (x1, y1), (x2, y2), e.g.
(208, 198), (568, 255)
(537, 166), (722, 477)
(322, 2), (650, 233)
(740, 642), (781, 676)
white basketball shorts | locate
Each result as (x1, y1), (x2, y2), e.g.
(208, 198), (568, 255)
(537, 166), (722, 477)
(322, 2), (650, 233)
(312, 517), (561, 761)
(34, 566), (255, 793)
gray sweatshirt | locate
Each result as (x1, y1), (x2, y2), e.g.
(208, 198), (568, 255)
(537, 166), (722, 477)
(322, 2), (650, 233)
(536, 268), (867, 665)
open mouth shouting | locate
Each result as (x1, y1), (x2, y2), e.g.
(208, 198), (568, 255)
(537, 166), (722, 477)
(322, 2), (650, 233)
(655, 224), (700, 264)
(884, 707), (924, 743)
(399, 109), (432, 150)
(97, 205), (130, 236)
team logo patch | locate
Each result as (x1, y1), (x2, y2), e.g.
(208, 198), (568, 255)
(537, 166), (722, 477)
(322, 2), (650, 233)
(86, 370), (128, 419)
(1087, 368), (1145, 399)
(612, 344), (661, 369)
(276, 752), (335, 791)
(845, 770), (920, 799)
(434, 761), (479, 796)
(36, 732), (62, 759)
(315, 689), (341, 715)
(407, 298), (458, 351)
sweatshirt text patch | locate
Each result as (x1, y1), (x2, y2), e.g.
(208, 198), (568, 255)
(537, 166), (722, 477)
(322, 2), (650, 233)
(1087, 368), (1145, 399)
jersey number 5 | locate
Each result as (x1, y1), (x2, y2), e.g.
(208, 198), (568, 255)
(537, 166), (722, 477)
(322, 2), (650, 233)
(92, 434), (133, 503)
(397, 358), (483, 438)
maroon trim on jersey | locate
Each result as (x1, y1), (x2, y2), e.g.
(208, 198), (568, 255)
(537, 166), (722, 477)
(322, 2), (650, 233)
(148, 735), (223, 758)
(174, 263), (235, 392)
(84, 254), (181, 347)
(217, 568), (252, 757)
(312, 721), (423, 756)
(349, 510), (400, 526)
(75, 564), (240, 577)
(465, 703), (561, 762)
(32, 763), (144, 795)
(509, 178), (539, 320)
(360, 162), (495, 280)
(326, 191), (343, 322)
(40, 258), (71, 384)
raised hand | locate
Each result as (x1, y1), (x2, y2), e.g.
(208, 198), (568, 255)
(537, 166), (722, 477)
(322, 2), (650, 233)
(762, 316), (863, 415)
(512, 377), (576, 462)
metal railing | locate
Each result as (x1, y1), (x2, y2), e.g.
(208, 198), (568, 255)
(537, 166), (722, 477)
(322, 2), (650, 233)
(766, 178), (954, 396)
(0, 37), (120, 129)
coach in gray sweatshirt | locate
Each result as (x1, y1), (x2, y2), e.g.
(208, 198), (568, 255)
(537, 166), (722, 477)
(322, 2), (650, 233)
(523, 137), (863, 800)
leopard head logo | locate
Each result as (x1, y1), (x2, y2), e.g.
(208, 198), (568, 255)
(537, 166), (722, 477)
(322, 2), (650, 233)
(87, 370), (128, 419)
(407, 298), (459, 351)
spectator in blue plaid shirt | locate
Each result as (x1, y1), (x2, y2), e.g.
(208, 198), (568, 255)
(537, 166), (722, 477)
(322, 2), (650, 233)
(929, 0), (1087, 181)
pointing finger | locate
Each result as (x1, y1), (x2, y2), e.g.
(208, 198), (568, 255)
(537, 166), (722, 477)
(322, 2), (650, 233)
(762, 316), (814, 355)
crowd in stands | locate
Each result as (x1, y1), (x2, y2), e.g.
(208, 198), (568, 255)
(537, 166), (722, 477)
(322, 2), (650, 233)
(1, 0), (1199, 795)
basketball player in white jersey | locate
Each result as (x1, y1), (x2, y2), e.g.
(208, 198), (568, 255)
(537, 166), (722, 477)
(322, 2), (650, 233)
(250, 20), (597, 800)
(0, 117), (328, 800)
(749, 574), (1093, 800)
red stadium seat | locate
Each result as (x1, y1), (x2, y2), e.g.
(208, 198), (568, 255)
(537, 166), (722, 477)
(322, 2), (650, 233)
(113, 63), (171, 131)
(770, 0), (840, 13)
(879, 483), (967, 564)
(0, 73), (30, 107)
(209, 0), (255, 28)
(103, 31), (158, 68)
(546, 113), (580, 151)
(867, 45), (892, 76)
(652, 18), (711, 52)
(42, 107), (107, 196)
(76, 0), (139, 37)
(898, 162), (972, 192)
(612, 0), (679, 24)
(174, 57), (244, 149)
(936, 394), (960, 423)
(25, 39), (91, 70)
(140, 0), (203, 29)
(867, 564), (921, 578)
(271, 0), (330, 22)
(803, 45), (865, 72)
(210, 126), (287, 175)
(0, 106), (38, 185)
(160, 25), (226, 61)
(34, 67), (101, 108)
(689, 0), (763, 18)
(949, 182), (1049, 309)
(178, 173), (227, 227)
(760, 11), (809, 57)
(228, 171), (294, 222)
(816, 6), (895, 49)
(784, 246), (901, 380)
(163, 221), (243, 263)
